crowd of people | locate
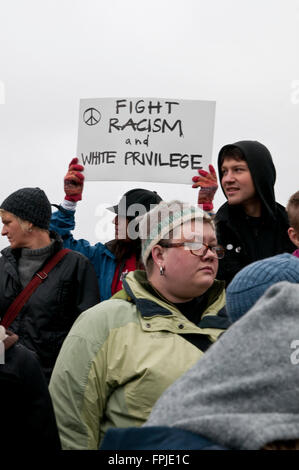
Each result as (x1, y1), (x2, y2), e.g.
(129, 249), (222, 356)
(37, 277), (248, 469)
(0, 139), (299, 451)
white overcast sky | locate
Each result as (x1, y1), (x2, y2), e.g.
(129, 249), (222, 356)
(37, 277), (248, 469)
(0, 0), (299, 250)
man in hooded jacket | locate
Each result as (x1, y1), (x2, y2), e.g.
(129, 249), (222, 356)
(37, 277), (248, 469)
(200, 140), (295, 285)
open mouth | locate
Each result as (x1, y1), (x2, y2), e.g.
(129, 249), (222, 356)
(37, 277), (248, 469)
(225, 187), (239, 195)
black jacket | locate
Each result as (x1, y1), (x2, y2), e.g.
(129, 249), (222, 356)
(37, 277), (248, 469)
(0, 330), (61, 450)
(0, 232), (100, 381)
(215, 141), (295, 285)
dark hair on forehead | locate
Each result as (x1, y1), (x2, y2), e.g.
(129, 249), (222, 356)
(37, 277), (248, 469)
(286, 190), (299, 232)
(219, 146), (246, 167)
(287, 191), (299, 207)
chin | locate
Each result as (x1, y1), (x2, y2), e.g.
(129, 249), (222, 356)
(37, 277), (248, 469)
(189, 284), (213, 298)
(226, 196), (241, 205)
(198, 278), (215, 291)
(228, 200), (244, 207)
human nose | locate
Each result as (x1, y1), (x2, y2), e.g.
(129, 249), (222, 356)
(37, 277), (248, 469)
(201, 244), (218, 260)
(222, 170), (235, 184)
(1, 225), (7, 236)
(113, 215), (118, 225)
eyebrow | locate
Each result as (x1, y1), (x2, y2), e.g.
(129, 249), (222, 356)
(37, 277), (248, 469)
(204, 238), (217, 245)
(180, 236), (218, 244)
(221, 162), (248, 170)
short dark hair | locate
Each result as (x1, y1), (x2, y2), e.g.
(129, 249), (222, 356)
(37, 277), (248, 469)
(219, 146), (245, 167)
(286, 191), (299, 232)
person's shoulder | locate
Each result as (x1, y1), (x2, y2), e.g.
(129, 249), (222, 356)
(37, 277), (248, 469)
(63, 248), (90, 261)
(0, 246), (14, 261)
(275, 202), (289, 221)
(93, 297), (138, 325)
(101, 426), (228, 450)
(215, 202), (230, 222)
(63, 298), (139, 353)
(61, 244), (107, 263)
(71, 296), (138, 332)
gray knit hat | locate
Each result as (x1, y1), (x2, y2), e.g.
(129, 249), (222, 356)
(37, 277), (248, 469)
(0, 187), (52, 230)
(139, 200), (212, 266)
(226, 253), (299, 323)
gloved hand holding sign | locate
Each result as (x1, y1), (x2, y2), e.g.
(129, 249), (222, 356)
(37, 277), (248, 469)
(192, 164), (218, 212)
(64, 158), (85, 202)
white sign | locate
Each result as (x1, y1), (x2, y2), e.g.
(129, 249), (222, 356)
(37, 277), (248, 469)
(77, 97), (216, 184)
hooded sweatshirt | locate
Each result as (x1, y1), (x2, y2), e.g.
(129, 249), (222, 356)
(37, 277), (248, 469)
(140, 282), (299, 450)
(215, 141), (295, 285)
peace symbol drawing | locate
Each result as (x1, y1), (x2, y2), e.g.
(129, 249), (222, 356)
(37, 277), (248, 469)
(83, 108), (101, 126)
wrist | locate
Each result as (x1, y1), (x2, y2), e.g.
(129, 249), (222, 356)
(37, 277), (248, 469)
(62, 199), (77, 211)
(198, 202), (214, 211)
(202, 202), (214, 211)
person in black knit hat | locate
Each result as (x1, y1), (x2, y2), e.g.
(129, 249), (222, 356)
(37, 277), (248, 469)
(0, 186), (100, 382)
(0, 187), (52, 230)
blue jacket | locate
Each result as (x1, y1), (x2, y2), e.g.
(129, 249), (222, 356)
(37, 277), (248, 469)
(50, 207), (116, 301)
(100, 426), (227, 450)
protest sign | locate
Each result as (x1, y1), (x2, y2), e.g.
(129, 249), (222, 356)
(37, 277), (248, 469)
(77, 97), (216, 184)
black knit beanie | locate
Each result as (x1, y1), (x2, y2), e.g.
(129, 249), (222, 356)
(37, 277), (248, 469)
(0, 187), (52, 230)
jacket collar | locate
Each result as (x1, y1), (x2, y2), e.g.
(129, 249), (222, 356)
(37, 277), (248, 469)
(122, 271), (175, 318)
(1, 230), (62, 260)
(122, 270), (226, 325)
(1, 231), (63, 283)
(215, 202), (274, 228)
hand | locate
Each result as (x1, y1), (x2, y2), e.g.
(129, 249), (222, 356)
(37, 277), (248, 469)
(192, 164), (218, 211)
(64, 158), (84, 202)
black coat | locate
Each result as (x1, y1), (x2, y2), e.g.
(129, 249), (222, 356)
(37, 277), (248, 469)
(0, 232), (100, 381)
(215, 202), (295, 285)
(0, 330), (61, 450)
(216, 140), (296, 285)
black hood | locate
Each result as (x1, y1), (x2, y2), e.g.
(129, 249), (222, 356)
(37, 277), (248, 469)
(217, 140), (277, 218)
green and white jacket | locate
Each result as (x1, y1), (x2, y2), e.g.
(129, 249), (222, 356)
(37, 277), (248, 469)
(49, 270), (228, 450)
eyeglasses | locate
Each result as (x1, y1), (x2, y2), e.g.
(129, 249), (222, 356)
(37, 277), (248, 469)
(159, 241), (225, 259)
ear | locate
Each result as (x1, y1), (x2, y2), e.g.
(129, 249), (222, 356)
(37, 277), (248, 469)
(151, 245), (167, 269)
(25, 221), (34, 233)
(288, 227), (299, 248)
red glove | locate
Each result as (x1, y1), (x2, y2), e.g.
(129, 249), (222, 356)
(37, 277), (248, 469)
(64, 158), (84, 202)
(192, 164), (218, 211)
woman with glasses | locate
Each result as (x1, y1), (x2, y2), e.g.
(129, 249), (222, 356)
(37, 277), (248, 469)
(49, 200), (230, 450)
